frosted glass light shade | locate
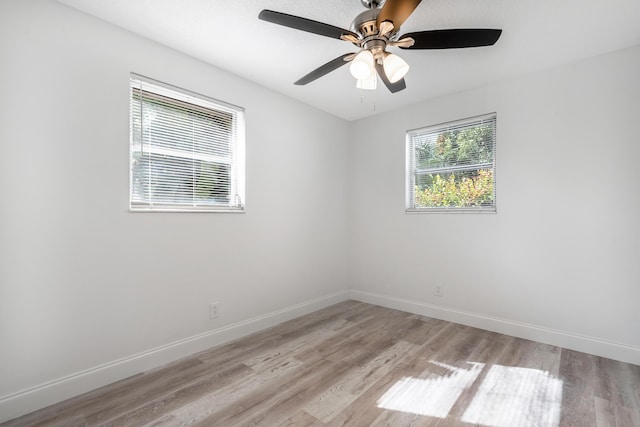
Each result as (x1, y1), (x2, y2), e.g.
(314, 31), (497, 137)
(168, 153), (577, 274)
(356, 73), (377, 90)
(383, 53), (409, 83)
(350, 50), (374, 80)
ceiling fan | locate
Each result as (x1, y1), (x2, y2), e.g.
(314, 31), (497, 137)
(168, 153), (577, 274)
(259, 0), (502, 93)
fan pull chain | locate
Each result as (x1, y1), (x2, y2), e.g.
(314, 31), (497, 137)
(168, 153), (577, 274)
(357, 87), (376, 113)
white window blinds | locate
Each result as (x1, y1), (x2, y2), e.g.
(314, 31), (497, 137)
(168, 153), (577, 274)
(129, 74), (245, 212)
(406, 113), (496, 213)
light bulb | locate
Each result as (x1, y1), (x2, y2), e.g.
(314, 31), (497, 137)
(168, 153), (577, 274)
(349, 50), (374, 80)
(383, 53), (409, 83)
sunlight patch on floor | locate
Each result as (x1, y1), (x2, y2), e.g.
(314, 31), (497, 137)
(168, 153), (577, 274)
(376, 361), (563, 427)
(376, 361), (484, 418)
(461, 365), (563, 427)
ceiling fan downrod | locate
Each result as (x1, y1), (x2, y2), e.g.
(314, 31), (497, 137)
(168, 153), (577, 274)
(360, 0), (386, 9)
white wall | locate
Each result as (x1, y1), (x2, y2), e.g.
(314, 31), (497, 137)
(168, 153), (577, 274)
(348, 44), (640, 361)
(0, 0), (349, 420)
(2, 0), (640, 422)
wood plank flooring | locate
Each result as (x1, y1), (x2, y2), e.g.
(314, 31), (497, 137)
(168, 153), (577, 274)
(3, 301), (640, 426)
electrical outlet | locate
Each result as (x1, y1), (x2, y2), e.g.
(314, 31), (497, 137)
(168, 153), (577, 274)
(434, 284), (444, 297)
(209, 303), (219, 319)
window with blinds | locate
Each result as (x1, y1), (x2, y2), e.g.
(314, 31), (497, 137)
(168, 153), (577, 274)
(406, 113), (496, 213)
(129, 74), (245, 212)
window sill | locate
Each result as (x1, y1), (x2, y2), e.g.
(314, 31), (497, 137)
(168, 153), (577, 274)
(129, 206), (246, 213)
(405, 207), (496, 214)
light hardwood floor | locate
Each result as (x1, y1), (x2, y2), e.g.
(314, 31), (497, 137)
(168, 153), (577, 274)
(3, 301), (640, 426)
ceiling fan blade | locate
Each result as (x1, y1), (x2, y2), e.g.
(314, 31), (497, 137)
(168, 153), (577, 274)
(399, 29), (502, 49)
(259, 10), (359, 41)
(376, 0), (422, 30)
(375, 60), (406, 93)
(295, 53), (355, 85)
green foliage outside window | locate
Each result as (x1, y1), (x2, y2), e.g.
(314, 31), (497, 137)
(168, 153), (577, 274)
(415, 169), (494, 208)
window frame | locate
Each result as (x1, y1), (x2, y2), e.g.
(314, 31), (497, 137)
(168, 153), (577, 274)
(129, 73), (245, 213)
(405, 113), (497, 214)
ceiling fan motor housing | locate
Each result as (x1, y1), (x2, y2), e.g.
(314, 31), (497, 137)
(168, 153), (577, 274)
(350, 9), (397, 62)
(351, 9), (379, 38)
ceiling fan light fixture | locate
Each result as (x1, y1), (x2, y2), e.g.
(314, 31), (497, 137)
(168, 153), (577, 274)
(349, 49), (374, 80)
(258, 1), (502, 94)
(356, 73), (377, 90)
(383, 52), (410, 83)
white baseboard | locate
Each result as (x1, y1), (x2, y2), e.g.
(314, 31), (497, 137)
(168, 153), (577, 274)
(349, 289), (640, 366)
(0, 290), (350, 423)
(4, 289), (637, 423)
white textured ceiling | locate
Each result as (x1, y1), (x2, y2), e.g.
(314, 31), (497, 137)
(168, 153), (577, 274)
(56, 0), (640, 121)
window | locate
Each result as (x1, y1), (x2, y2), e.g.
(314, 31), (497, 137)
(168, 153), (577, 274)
(406, 113), (496, 213)
(129, 74), (245, 212)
